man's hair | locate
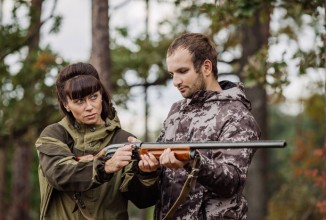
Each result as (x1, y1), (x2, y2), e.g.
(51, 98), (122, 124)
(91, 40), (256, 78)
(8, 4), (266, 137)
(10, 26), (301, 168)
(167, 33), (218, 78)
(56, 62), (115, 124)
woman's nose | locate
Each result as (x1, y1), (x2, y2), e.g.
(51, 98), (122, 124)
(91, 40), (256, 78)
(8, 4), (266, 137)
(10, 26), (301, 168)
(85, 100), (93, 110)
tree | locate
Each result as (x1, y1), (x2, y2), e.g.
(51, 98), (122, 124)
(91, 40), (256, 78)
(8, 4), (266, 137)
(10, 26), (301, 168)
(267, 93), (325, 220)
(90, 0), (112, 92)
(0, 0), (64, 219)
(0, 0), (323, 219)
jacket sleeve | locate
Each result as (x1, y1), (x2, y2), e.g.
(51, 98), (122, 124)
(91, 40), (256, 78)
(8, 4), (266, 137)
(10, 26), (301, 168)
(120, 162), (160, 208)
(36, 123), (111, 192)
(186, 102), (261, 198)
(109, 129), (160, 208)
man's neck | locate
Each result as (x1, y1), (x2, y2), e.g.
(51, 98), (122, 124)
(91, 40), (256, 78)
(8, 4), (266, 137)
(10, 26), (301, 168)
(205, 79), (222, 92)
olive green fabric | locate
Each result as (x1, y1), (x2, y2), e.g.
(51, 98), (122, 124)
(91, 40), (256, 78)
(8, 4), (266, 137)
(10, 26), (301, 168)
(36, 115), (159, 220)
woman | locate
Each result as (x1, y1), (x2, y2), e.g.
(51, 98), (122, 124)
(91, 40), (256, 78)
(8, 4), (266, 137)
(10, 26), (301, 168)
(36, 63), (159, 219)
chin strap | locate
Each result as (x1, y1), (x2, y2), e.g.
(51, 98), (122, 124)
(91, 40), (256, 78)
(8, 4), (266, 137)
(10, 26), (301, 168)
(162, 155), (200, 220)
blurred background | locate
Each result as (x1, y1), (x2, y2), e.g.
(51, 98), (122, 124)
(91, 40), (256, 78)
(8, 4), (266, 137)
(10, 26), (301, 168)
(0, 0), (325, 219)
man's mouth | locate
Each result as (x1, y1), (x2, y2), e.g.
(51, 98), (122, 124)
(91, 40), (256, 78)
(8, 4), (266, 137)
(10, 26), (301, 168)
(178, 87), (186, 93)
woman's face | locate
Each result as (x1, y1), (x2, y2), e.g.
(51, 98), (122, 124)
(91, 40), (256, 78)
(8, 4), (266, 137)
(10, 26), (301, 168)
(65, 91), (104, 125)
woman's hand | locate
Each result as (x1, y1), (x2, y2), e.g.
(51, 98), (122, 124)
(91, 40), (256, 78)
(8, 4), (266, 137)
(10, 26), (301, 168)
(76, 154), (94, 161)
(128, 136), (160, 173)
(104, 144), (133, 173)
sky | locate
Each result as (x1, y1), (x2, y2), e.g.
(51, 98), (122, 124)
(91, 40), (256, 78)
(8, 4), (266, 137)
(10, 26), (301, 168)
(3, 0), (325, 139)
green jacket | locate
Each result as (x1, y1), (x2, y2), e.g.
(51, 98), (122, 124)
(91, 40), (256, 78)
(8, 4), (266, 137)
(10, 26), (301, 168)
(36, 116), (158, 220)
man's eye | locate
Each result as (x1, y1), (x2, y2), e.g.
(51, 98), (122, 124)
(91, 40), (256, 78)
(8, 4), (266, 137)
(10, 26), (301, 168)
(179, 69), (188, 74)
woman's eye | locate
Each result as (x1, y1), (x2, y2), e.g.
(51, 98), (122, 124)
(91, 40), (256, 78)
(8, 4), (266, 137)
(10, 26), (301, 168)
(90, 94), (98, 100)
(74, 99), (84, 104)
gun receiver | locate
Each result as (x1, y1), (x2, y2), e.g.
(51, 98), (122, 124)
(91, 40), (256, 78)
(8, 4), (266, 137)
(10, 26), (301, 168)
(104, 140), (287, 161)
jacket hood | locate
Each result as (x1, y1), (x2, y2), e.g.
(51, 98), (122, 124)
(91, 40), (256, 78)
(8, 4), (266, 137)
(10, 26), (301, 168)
(187, 80), (252, 110)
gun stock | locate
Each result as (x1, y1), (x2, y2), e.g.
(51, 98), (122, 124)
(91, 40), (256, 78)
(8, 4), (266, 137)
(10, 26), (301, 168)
(104, 140), (286, 161)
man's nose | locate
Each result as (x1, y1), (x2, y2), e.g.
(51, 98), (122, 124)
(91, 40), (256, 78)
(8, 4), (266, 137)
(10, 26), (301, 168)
(173, 75), (182, 87)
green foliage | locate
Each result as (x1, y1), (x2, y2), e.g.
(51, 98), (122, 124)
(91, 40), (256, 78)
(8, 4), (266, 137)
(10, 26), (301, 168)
(0, 47), (66, 216)
(0, 49), (66, 136)
(0, 0), (324, 219)
(267, 94), (325, 219)
(267, 181), (322, 220)
(110, 29), (174, 106)
(0, 1), (67, 217)
(242, 45), (289, 96)
(49, 15), (63, 34)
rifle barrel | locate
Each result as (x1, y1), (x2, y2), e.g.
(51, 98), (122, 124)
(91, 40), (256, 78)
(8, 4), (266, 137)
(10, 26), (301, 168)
(141, 140), (286, 149)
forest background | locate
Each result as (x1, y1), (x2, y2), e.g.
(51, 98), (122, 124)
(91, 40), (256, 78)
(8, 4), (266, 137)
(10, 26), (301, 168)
(0, 0), (325, 220)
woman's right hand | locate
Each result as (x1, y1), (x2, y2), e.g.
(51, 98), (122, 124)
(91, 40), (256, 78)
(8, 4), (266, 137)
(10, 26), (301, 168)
(104, 144), (133, 173)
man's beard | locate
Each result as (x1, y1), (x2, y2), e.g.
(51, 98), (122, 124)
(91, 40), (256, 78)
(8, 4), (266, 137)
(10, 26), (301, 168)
(184, 70), (206, 98)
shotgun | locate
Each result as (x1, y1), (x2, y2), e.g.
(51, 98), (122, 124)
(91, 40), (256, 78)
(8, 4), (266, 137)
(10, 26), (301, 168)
(104, 140), (287, 161)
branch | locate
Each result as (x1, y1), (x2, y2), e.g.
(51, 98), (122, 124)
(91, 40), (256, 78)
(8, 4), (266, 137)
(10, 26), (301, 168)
(127, 75), (170, 88)
(0, 0), (58, 61)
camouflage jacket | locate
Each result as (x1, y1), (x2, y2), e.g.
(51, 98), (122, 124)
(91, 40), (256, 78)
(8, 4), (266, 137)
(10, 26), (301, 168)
(155, 81), (261, 220)
(36, 115), (159, 220)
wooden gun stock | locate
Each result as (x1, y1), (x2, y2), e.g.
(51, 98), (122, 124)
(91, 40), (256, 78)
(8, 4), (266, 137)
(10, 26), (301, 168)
(139, 146), (193, 161)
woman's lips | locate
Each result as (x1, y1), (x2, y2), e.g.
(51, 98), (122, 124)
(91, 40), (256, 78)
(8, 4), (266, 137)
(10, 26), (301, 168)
(85, 113), (96, 119)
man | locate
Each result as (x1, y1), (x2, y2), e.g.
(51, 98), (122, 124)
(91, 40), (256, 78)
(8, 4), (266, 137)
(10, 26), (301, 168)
(155, 33), (261, 220)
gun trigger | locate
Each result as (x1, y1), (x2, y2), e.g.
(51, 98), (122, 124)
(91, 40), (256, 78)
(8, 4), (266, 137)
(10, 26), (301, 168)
(131, 146), (140, 160)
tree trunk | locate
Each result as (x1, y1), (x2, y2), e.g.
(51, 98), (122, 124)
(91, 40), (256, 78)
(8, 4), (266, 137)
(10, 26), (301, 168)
(90, 0), (112, 93)
(238, 3), (271, 220)
(0, 148), (5, 220)
(8, 143), (33, 220)
(244, 86), (268, 220)
(8, 0), (42, 219)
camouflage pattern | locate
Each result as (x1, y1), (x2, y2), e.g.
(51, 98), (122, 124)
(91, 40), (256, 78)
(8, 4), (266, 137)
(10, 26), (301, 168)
(155, 81), (261, 220)
(36, 114), (158, 219)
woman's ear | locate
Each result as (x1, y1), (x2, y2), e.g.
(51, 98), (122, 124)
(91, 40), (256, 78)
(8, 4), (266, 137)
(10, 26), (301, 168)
(64, 104), (70, 112)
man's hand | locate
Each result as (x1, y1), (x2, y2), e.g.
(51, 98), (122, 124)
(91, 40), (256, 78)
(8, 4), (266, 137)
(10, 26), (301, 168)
(160, 148), (189, 170)
(138, 153), (160, 172)
(128, 136), (160, 173)
(104, 144), (132, 173)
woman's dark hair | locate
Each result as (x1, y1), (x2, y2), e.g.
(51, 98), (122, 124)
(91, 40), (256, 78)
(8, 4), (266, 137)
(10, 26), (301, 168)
(56, 62), (115, 124)
(167, 33), (218, 79)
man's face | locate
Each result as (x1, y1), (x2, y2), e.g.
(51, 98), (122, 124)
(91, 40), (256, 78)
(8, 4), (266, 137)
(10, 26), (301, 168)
(166, 48), (206, 98)
(65, 91), (103, 125)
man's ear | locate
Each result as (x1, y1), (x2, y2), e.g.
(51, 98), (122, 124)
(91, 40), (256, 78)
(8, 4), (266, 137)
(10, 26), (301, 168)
(202, 59), (212, 77)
